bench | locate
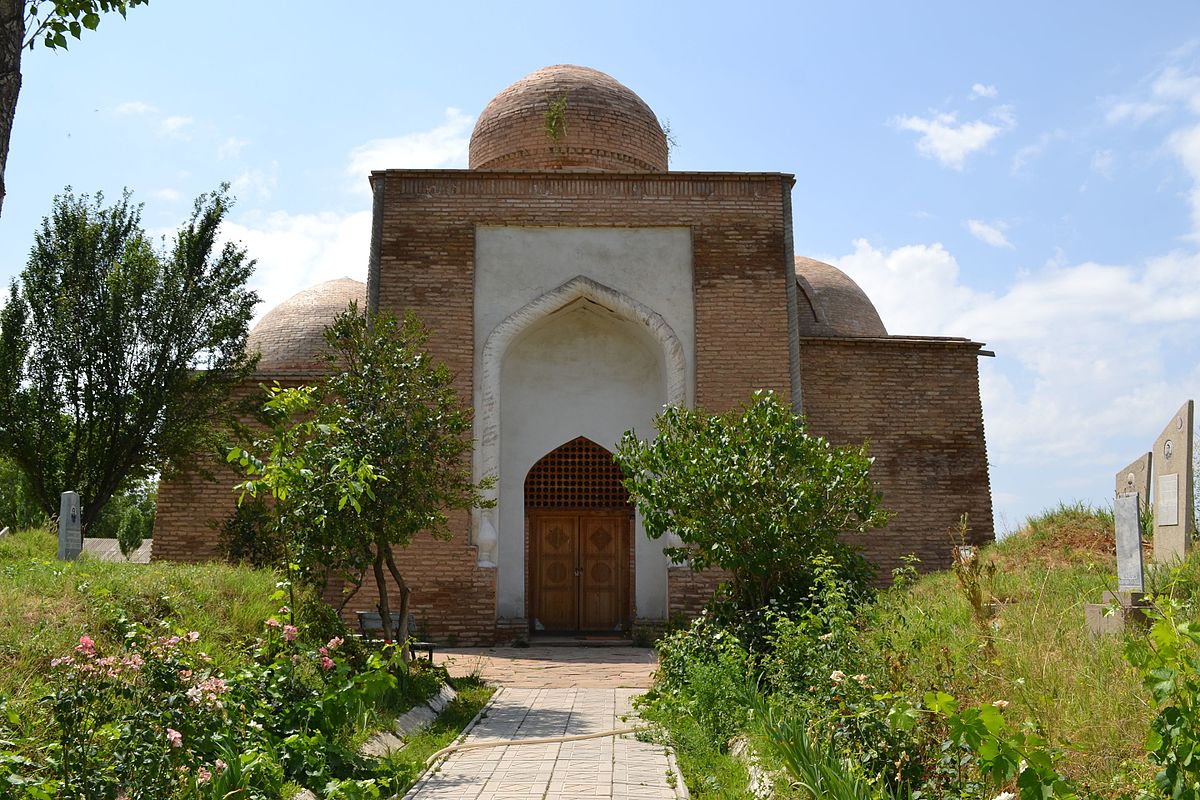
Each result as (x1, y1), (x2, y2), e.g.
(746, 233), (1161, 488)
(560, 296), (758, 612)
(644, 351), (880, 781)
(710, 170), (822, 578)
(355, 611), (436, 662)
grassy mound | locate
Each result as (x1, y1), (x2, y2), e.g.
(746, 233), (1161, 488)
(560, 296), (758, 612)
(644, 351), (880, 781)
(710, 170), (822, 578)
(647, 503), (1187, 798)
(0, 527), (281, 705)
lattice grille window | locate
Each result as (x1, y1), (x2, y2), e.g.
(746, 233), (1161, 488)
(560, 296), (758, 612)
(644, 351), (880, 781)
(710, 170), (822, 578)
(524, 437), (631, 510)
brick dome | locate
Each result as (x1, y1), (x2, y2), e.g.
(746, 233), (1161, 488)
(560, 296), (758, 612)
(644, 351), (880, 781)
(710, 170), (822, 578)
(469, 64), (668, 173)
(248, 277), (367, 373)
(795, 257), (887, 337)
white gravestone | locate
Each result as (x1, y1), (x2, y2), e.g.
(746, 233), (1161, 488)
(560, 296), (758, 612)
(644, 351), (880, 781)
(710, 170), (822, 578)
(1153, 400), (1195, 564)
(1115, 493), (1144, 593)
(57, 491), (82, 561)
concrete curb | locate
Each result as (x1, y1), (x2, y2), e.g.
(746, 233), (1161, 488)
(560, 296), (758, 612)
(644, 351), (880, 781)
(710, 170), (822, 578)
(398, 685), (502, 798)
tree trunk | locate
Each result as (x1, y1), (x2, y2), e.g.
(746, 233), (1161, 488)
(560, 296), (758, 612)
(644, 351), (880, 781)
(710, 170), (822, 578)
(383, 544), (412, 663)
(371, 544), (394, 642)
(0, 0), (24, 218)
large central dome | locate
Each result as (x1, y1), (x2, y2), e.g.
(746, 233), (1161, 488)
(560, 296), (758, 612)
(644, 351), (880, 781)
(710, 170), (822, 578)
(469, 64), (668, 173)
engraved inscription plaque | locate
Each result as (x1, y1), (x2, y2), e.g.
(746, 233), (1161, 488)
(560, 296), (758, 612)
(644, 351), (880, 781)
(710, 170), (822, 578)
(1159, 473), (1180, 527)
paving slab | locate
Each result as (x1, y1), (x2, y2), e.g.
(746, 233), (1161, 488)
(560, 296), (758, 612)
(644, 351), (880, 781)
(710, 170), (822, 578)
(433, 646), (658, 689)
(403, 687), (681, 800)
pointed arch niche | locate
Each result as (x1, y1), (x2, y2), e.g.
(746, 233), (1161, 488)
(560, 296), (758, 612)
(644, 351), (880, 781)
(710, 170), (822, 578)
(473, 275), (686, 622)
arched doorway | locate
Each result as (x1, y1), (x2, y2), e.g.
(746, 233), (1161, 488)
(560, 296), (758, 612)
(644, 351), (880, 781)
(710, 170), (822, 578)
(524, 437), (633, 634)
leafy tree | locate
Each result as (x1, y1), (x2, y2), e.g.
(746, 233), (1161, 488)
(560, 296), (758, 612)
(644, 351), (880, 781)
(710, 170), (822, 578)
(229, 382), (380, 627)
(230, 308), (493, 655)
(0, 453), (45, 530)
(615, 390), (888, 616)
(319, 308), (493, 649)
(0, 186), (257, 531)
(1, 1), (149, 215)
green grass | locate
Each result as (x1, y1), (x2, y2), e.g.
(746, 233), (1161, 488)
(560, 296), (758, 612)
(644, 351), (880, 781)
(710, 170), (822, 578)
(374, 675), (496, 794)
(0, 527), (283, 730)
(863, 503), (1156, 796)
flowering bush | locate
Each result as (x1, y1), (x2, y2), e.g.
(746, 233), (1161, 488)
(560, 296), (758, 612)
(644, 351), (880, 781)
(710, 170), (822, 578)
(0, 613), (440, 799)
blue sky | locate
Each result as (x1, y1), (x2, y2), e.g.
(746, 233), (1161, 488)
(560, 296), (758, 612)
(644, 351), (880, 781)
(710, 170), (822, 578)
(2, 1), (1198, 532)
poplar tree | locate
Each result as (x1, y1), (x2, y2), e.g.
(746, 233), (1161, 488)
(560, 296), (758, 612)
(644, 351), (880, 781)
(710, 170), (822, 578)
(0, 186), (257, 529)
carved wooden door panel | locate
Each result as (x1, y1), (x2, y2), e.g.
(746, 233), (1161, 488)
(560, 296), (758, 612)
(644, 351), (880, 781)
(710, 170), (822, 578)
(535, 515), (578, 631)
(579, 516), (622, 631)
(533, 513), (626, 632)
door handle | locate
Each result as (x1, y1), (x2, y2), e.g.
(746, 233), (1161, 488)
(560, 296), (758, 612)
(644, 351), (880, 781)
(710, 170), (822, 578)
(574, 567), (582, 577)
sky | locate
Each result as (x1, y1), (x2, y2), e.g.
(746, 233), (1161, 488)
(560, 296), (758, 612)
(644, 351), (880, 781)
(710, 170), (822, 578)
(1, 1), (1198, 533)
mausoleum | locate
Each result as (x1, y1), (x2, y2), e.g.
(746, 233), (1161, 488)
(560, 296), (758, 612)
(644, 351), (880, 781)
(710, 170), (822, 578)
(153, 65), (995, 644)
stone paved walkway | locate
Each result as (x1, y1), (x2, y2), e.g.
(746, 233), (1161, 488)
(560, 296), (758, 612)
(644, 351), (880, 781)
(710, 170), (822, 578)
(433, 646), (659, 689)
(402, 687), (681, 800)
(405, 647), (683, 799)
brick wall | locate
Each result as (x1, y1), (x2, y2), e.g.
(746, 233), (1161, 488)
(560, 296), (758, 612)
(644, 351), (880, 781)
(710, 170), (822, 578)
(799, 336), (995, 576)
(155, 168), (994, 641)
(368, 169), (797, 639)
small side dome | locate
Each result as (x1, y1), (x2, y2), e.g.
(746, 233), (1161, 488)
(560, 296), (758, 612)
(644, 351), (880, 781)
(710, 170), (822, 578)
(469, 64), (668, 172)
(247, 278), (367, 373)
(795, 257), (887, 338)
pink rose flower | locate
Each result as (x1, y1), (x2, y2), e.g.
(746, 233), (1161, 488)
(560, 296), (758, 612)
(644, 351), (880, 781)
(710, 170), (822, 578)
(166, 728), (183, 748)
(320, 655), (335, 671)
(185, 631), (200, 643)
(196, 766), (211, 784)
(283, 624), (298, 642)
(74, 635), (96, 656)
(326, 636), (344, 651)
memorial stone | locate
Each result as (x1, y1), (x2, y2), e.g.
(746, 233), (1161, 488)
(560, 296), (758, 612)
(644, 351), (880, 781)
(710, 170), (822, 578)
(1153, 400), (1195, 564)
(57, 491), (82, 561)
(1115, 452), (1152, 511)
(1115, 492), (1144, 592)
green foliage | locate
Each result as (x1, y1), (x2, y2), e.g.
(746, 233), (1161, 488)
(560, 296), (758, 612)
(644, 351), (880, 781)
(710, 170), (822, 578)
(616, 390), (885, 615)
(0, 186), (257, 531)
(543, 92), (569, 142)
(0, 531), (479, 799)
(218, 495), (282, 569)
(23, 1), (150, 51)
(742, 685), (885, 800)
(0, 455), (47, 530)
(231, 309), (492, 645)
(1126, 600), (1200, 799)
(229, 382), (380, 595)
(87, 477), (156, 556)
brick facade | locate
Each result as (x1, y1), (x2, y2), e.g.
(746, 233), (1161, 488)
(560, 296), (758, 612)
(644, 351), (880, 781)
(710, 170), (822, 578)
(799, 336), (995, 576)
(152, 171), (995, 642)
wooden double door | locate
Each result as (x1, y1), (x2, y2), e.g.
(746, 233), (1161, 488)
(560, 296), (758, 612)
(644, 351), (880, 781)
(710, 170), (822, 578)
(531, 512), (629, 633)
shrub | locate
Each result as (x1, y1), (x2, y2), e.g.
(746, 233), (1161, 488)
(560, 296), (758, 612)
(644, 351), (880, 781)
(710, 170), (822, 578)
(616, 390), (886, 622)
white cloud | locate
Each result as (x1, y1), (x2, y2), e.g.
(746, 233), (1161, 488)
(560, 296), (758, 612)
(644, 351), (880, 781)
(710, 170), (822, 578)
(220, 209), (373, 325)
(218, 137), (250, 160)
(152, 188), (181, 203)
(828, 239), (1200, 472)
(1090, 149), (1115, 179)
(1009, 129), (1068, 174)
(1169, 123), (1200, 237)
(1152, 66), (1200, 114)
(346, 108), (473, 191)
(231, 164), (278, 202)
(115, 100), (156, 115)
(892, 106), (1016, 170)
(966, 219), (1014, 248)
(158, 115), (193, 138)
(1104, 100), (1167, 126)
(970, 83), (998, 99)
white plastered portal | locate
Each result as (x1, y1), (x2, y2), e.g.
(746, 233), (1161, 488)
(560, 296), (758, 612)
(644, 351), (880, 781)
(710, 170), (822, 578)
(472, 226), (693, 621)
